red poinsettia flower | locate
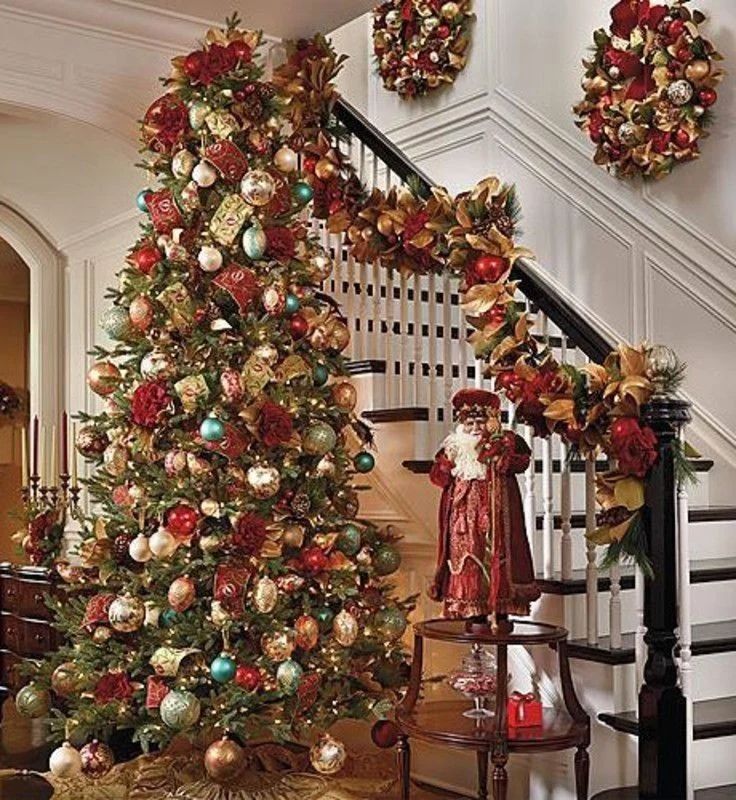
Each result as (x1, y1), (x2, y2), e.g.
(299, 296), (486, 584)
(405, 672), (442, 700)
(609, 417), (658, 477)
(259, 401), (293, 447)
(131, 380), (171, 428)
(95, 671), (135, 704)
(626, 64), (655, 101)
(265, 226), (296, 262)
(604, 47), (642, 79)
(231, 513), (268, 556)
(611, 0), (669, 38)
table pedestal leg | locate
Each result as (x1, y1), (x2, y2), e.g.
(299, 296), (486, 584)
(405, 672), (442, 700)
(477, 750), (488, 800)
(491, 763), (507, 800)
(397, 735), (411, 800)
(574, 745), (589, 800)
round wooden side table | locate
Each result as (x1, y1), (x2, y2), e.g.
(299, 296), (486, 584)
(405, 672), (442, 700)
(395, 618), (590, 800)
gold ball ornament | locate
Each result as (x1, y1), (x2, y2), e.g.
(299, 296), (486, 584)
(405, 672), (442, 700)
(252, 575), (279, 613)
(15, 683), (51, 718)
(295, 615), (320, 650)
(273, 146), (298, 173)
(204, 737), (245, 784)
(376, 214), (394, 237)
(103, 443), (128, 477)
(240, 169), (276, 206)
(314, 158), (338, 181)
(108, 594), (145, 633)
(80, 740), (115, 778)
(210, 599), (232, 627)
(329, 320), (351, 352)
(332, 608), (359, 647)
(87, 361), (121, 396)
(441, 1), (460, 18)
(282, 523), (305, 549)
(168, 575), (196, 612)
(49, 742), (83, 778)
(92, 626), (113, 644)
(51, 662), (83, 698)
(310, 254), (333, 282)
(303, 422), (338, 456)
(309, 734), (347, 776)
(261, 630), (296, 662)
(246, 464), (281, 498)
(172, 149), (197, 179)
(331, 381), (357, 412)
(685, 60), (711, 82)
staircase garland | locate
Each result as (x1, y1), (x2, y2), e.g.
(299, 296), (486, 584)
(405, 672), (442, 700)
(276, 37), (691, 573)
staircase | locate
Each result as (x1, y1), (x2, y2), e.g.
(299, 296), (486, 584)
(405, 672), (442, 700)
(324, 98), (736, 798)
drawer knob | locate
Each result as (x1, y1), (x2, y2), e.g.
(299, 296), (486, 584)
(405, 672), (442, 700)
(34, 632), (45, 644)
(33, 593), (44, 604)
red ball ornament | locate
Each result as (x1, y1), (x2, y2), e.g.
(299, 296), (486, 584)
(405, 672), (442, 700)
(226, 40), (252, 62)
(609, 417), (639, 440)
(437, 25), (451, 39)
(301, 546), (329, 574)
(675, 46), (692, 63)
(132, 245), (161, 276)
(235, 664), (261, 691)
(302, 156), (317, 174)
(166, 504), (200, 540)
(371, 720), (399, 749)
(698, 88), (717, 107)
(667, 19), (686, 41)
(472, 254), (509, 284)
(183, 51), (205, 79)
(289, 314), (309, 339)
(673, 128), (691, 149)
(485, 305), (507, 326)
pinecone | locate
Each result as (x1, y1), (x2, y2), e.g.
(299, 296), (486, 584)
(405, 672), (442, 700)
(112, 534), (133, 564)
(291, 492), (311, 517)
(256, 82), (276, 101)
(489, 204), (515, 238)
(241, 95), (264, 122)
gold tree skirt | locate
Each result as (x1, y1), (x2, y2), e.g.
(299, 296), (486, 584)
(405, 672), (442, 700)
(16, 742), (448, 800)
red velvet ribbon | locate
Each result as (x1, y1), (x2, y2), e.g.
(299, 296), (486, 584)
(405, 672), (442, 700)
(509, 691), (536, 721)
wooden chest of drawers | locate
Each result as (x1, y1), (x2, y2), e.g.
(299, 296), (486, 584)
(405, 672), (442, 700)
(0, 563), (60, 697)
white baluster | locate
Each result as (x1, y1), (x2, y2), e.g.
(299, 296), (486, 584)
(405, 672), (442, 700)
(413, 273), (423, 408)
(523, 426), (537, 556)
(386, 266), (396, 407)
(609, 562), (622, 649)
(456, 283), (467, 391)
(371, 262), (382, 364)
(677, 427), (693, 800)
(585, 453), (599, 645)
(345, 249), (357, 359)
(559, 437), (572, 581)
(441, 275), (453, 430)
(399, 273), (409, 406)
(542, 437), (554, 580)
(357, 260), (368, 362)
(427, 274), (439, 451)
(635, 567), (646, 687)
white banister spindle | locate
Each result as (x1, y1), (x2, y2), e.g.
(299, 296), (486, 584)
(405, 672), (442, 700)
(677, 427), (694, 799)
(399, 273), (409, 406)
(585, 453), (599, 645)
(456, 285), (467, 393)
(427, 274), (439, 449)
(441, 275), (453, 427)
(523, 426), (536, 554)
(345, 250), (357, 358)
(559, 438), (572, 581)
(385, 267), (396, 406)
(357, 261), (368, 361)
(541, 437), (554, 579)
(371, 262), (382, 363)
(413, 274), (423, 407)
(609, 562), (622, 649)
(635, 567), (646, 686)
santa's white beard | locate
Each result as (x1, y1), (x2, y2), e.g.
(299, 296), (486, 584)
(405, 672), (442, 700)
(442, 425), (486, 481)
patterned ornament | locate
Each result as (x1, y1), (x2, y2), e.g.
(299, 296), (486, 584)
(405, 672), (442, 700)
(261, 630), (296, 662)
(210, 654), (237, 683)
(276, 658), (303, 695)
(282, 523), (305, 549)
(112, 534), (133, 564)
(103, 443), (127, 477)
(252, 576), (279, 613)
(160, 689), (201, 730)
(240, 169), (276, 206)
(309, 734), (347, 776)
(310, 254), (332, 283)
(374, 606), (407, 640)
(15, 683), (50, 718)
(168, 575), (196, 612)
(80, 740), (115, 778)
(93, 626), (112, 644)
(128, 534), (153, 563)
(219, 369), (244, 403)
(140, 350), (175, 378)
(108, 595), (145, 633)
(100, 306), (132, 341)
(75, 425), (109, 458)
(291, 491), (311, 517)
(235, 664), (261, 691)
(129, 295), (154, 331)
(337, 524), (362, 556)
(87, 362), (121, 396)
(667, 79), (694, 107)
(253, 343), (279, 365)
(172, 149), (197, 178)
(315, 453), (336, 477)
(204, 737), (244, 783)
(303, 422), (337, 456)
(242, 223), (267, 259)
(373, 544), (402, 576)
(262, 286), (286, 314)
(49, 742), (82, 778)
(331, 381), (357, 412)
(295, 615), (320, 650)
(166, 503), (199, 539)
(333, 609), (359, 647)
(188, 100), (211, 130)
(246, 464), (281, 498)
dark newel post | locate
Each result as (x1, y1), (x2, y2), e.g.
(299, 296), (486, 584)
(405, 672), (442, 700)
(639, 396), (690, 798)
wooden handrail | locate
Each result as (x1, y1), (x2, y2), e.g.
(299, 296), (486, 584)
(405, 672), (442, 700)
(334, 96), (613, 363)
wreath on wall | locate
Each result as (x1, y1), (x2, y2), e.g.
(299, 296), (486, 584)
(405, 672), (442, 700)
(573, 0), (723, 180)
(372, 0), (474, 99)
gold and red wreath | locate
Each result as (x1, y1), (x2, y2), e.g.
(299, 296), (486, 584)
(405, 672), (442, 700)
(372, 0), (474, 99)
(574, 0), (723, 180)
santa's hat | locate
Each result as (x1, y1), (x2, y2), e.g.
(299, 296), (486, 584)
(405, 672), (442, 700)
(452, 389), (500, 421)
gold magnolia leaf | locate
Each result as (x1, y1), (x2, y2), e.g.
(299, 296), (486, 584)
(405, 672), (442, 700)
(586, 515), (634, 545)
(461, 284), (503, 315)
(543, 399), (576, 423)
(614, 477), (646, 511)
(619, 344), (647, 377)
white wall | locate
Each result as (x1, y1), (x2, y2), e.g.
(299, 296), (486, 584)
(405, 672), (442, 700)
(333, 0), (736, 501)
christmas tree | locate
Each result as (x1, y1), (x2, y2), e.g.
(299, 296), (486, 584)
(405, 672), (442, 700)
(20, 18), (412, 783)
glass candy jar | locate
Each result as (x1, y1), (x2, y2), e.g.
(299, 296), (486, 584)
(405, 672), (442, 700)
(448, 643), (497, 718)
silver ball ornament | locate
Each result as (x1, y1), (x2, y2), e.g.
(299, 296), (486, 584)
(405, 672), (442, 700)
(49, 742), (82, 778)
(667, 79), (694, 107)
(192, 161), (218, 187)
(160, 690), (201, 730)
(198, 246), (223, 273)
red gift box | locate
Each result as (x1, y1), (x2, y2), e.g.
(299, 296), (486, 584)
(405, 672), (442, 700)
(507, 691), (543, 728)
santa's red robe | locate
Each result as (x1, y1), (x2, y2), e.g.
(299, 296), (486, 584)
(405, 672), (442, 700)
(429, 431), (541, 618)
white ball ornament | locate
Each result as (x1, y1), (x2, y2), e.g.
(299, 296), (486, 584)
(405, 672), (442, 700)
(160, 689), (201, 730)
(49, 742), (83, 778)
(144, 601), (161, 627)
(140, 350), (174, 379)
(273, 146), (298, 173)
(198, 246), (223, 273)
(129, 533), (153, 563)
(149, 528), (178, 558)
(240, 170), (276, 206)
(246, 464), (281, 498)
(108, 594), (145, 633)
(192, 160), (218, 187)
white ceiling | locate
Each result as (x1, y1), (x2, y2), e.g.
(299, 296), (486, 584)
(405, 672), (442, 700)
(109, 0), (374, 40)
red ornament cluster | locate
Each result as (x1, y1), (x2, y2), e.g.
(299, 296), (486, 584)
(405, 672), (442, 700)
(182, 39), (252, 86)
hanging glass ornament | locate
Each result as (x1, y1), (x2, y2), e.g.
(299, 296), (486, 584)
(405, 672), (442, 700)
(160, 689), (201, 730)
(276, 659), (303, 695)
(210, 653), (237, 683)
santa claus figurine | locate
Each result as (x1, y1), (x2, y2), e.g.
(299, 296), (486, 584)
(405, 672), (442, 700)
(429, 389), (540, 632)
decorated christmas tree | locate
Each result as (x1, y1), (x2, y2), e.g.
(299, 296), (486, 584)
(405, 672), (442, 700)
(19, 18), (412, 783)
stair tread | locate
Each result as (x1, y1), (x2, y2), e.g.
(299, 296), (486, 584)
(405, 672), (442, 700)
(599, 695), (736, 740)
(569, 618), (736, 665)
(592, 786), (736, 799)
(538, 557), (736, 595)
(402, 457), (714, 475)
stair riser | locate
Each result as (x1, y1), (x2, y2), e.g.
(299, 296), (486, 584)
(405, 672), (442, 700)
(692, 651), (736, 702)
(694, 737), (736, 791)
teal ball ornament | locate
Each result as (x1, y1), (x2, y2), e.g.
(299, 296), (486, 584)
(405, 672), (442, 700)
(285, 294), (300, 314)
(200, 415), (225, 442)
(100, 307), (132, 341)
(353, 452), (375, 473)
(160, 608), (179, 628)
(373, 544), (401, 576)
(315, 607), (335, 632)
(276, 659), (303, 695)
(303, 422), (338, 456)
(337, 524), (361, 557)
(312, 363), (329, 387)
(136, 189), (151, 213)
(160, 690), (201, 730)
(211, 654), (236, 684)
(374, 607), (407, 640)
(15, 683), (51, 719)
(292, 181), (314, 205)
(242, 224), (267, 260)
